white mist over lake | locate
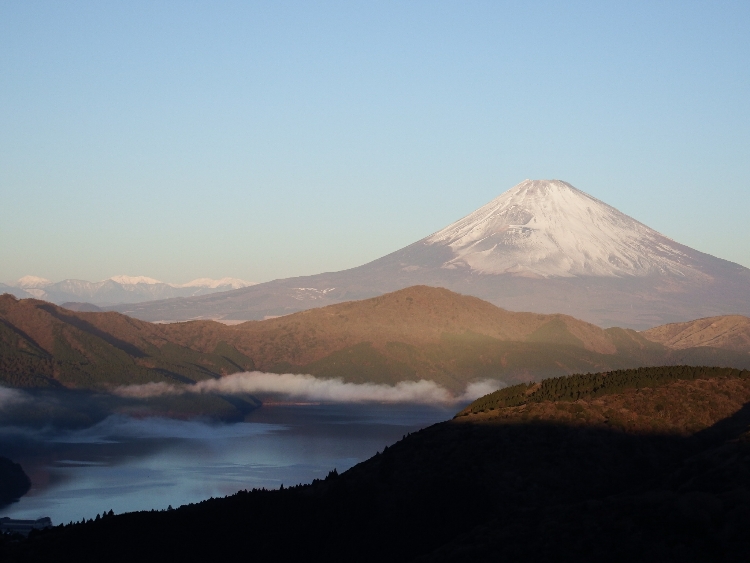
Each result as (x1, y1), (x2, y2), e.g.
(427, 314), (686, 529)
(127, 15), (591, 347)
(114, 372), (504, 404)
(0, 404), (455, 524)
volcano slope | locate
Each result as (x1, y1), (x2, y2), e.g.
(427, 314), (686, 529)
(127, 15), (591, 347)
(111, 180), (750, 329)
(9, 366), (750, 563)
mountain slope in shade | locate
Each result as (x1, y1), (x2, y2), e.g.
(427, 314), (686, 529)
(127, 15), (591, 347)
(112, 179), (750, 328)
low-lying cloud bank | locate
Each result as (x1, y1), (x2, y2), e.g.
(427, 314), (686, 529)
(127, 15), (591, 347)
(114, 372), (504, 405)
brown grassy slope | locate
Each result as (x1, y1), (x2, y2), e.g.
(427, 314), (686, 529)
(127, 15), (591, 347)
(0, 287), (632, 390)
(0, 294), (253, 388)
(156, 286), (676, 388)
(163, 285), (620, 360)
(0, 293), (170, 353)
(0, 286), (665, 367)
(643, 314), (750, 352)
(3, 287), (750, 391)
(161, 286), (750, 388)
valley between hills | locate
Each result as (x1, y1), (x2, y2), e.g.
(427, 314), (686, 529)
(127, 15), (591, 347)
(2, 284), (750, 425)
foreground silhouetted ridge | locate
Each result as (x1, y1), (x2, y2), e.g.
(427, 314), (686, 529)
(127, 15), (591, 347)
(6, 366), (750, 562)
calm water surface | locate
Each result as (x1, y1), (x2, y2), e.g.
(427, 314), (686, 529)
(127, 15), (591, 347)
(0, 404), (454, 524)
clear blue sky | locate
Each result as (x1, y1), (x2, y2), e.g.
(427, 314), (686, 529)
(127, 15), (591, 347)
(2, 1), (749, 284)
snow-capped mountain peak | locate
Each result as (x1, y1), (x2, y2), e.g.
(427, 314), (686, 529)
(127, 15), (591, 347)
(103, 275), (254, 288)
(15, 275), (53, 288)
(3, 274), (255, 307)
(108, 275), (164, 285)
(425, 179), (689, 279)
(179, 278), (254, 289)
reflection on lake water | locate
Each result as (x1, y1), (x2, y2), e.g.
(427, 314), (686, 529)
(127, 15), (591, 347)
(0, 403), (455, 524)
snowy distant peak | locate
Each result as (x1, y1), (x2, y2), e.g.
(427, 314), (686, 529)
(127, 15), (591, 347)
(426, 179), (688, 279)
(15, 275), (53, 288)
(105, 275), (254, 289)
(4, 275), (256, 307)
(12, 275), (254, 289)
(179, 278), (255, 289)
(108, 275), (164, 285)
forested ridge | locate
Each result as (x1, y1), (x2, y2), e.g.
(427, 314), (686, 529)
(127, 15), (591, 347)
(460, 365), (750, 415)
(6, 366), (750, 562)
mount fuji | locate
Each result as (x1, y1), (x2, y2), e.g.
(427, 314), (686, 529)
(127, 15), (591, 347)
(111, 180), (750, 329)
(425, 180), (693, 278)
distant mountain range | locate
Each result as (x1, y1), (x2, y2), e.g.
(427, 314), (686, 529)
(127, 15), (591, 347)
(106, 180), (750, 329)
(1, 275), (255, 306)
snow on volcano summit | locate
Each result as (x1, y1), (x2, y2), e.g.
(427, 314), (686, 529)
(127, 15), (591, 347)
(426, 179), (689, 278)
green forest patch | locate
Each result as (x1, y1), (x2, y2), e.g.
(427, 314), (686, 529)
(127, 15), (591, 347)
(459, 365), (750, 415)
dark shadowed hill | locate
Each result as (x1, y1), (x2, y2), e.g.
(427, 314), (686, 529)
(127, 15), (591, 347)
(8, 366), (750, 562)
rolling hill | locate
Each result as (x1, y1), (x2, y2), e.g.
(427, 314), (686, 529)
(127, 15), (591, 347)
(0, 293), (254, 389)
(2, 287), (750, 396)
(643, 314), (750, 353)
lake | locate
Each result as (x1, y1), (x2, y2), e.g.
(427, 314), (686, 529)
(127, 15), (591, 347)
(0, 403), (455, 524)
